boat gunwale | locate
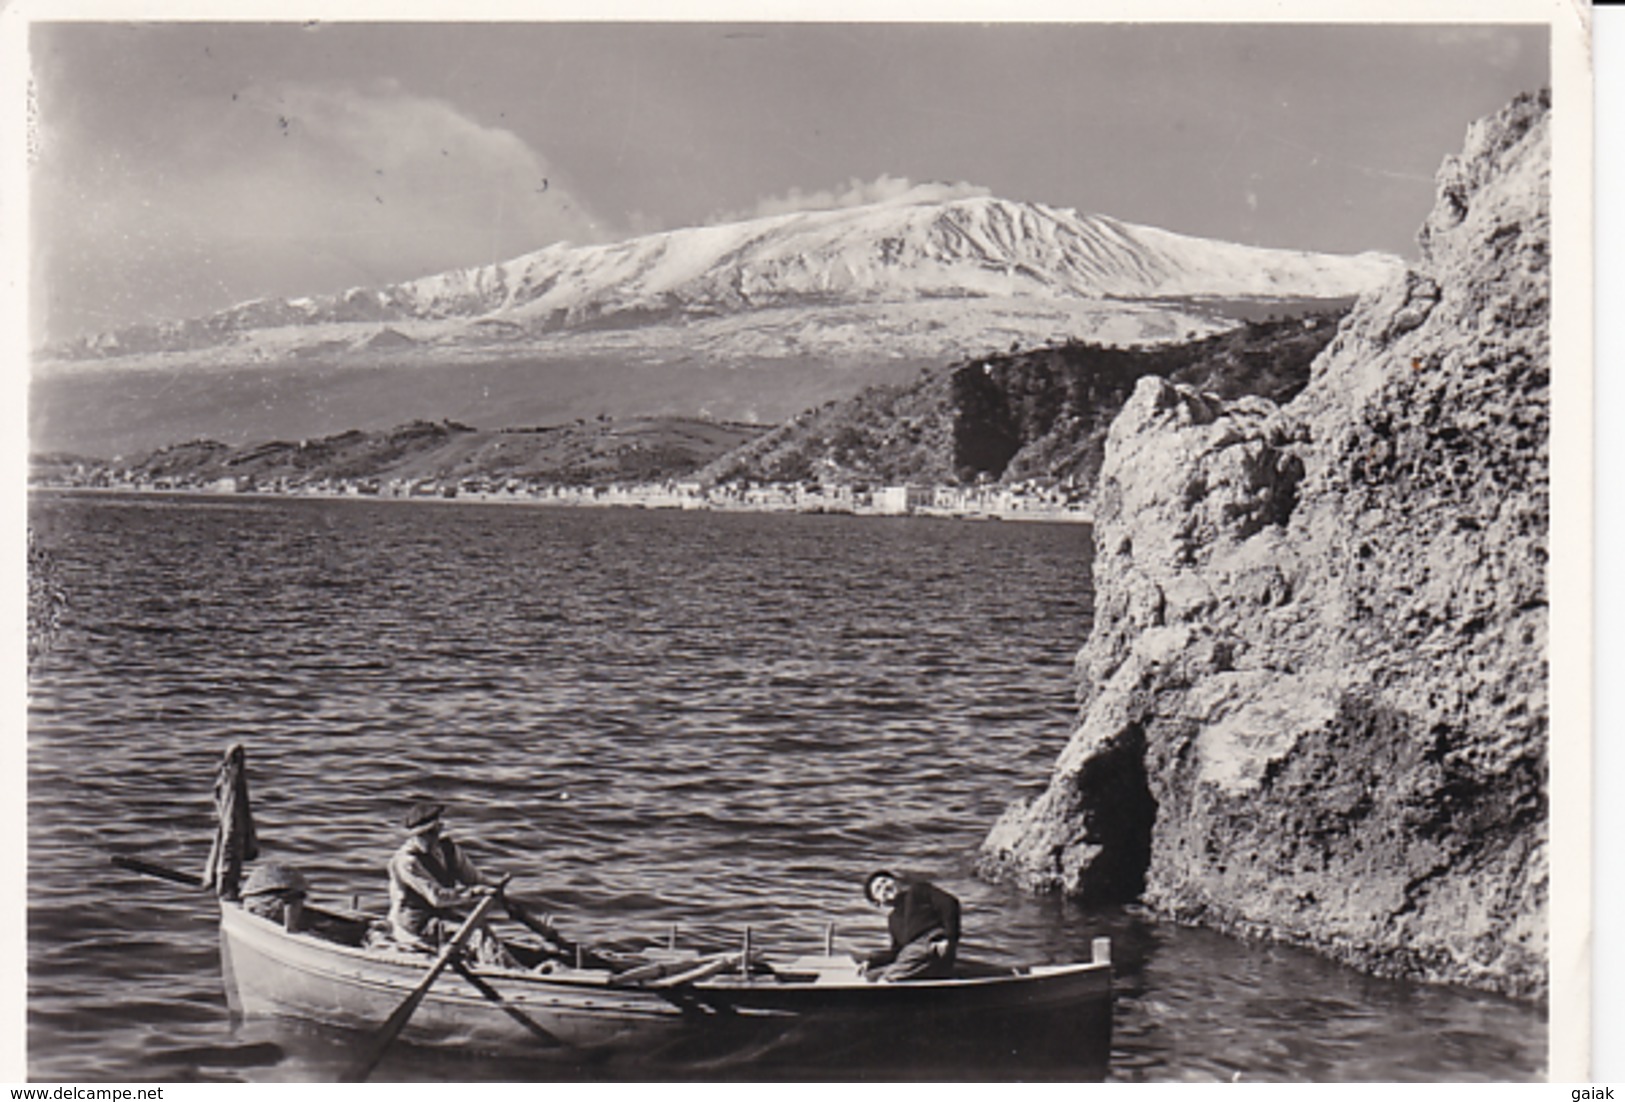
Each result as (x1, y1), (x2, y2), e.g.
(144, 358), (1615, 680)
(222, 904), (713, 1032)
(220, 900), (1111, 996)
(218, 894), (1114, 1070)
(223, 902), (635, 993)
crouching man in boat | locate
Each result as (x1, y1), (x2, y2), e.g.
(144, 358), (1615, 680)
(241, 863), (309, 931)
(856, 870), (961, 982)
(388, 801), (516, 968)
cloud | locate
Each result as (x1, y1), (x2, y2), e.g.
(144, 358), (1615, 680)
(709, 175), (992, 225)
(35, 81), (611, 338)
(217, 80), (610, 257)
(1413, 27), (1527, 69)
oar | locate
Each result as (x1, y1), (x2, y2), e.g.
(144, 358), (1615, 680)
(498, 889), (623, 971)
(609, 950), (740, 988)
(111, 854), (205, 890)
(646, 953), (742, 990)
(447, 958), (569, 1049)
(342, 890), (501, 1083)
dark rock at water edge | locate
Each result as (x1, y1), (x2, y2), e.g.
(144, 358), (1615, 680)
(978, 91), (1551, 1000)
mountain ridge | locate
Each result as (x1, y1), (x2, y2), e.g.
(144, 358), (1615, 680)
(46, 195), (1398, 362)
(32, 192), (1399, 458)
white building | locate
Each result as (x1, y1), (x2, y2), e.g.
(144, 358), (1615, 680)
(873, 484), (933, 515)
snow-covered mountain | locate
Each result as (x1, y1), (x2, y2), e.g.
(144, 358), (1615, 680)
(33, 193), (1403, 456)
(48, 194), (1399, 365)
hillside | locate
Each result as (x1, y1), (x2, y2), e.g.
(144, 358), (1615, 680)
(37, 417), (770, 492)
(35, 311), (1342, 501)
(700, 311), (1346, 492)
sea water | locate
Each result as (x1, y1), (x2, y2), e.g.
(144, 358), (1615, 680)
(25, 491), (1545, 1081)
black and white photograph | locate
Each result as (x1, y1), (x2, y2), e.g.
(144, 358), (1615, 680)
(14, 0), (1592, 1085)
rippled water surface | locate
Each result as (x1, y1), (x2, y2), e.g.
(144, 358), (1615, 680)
(27, 491), (1545, 1081)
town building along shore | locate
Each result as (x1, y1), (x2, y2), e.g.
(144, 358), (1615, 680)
(31, 468), (1093, 524)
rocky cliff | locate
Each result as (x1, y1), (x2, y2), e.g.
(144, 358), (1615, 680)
(699, 311), (1343, 490)
(978, 91), (1550, 1000)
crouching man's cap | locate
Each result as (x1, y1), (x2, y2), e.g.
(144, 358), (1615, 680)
(243, 863), (309, 898)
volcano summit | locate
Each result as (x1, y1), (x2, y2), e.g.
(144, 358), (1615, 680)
(34, 194), (1400, 457)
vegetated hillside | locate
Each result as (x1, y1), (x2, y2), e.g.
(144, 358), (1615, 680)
(38, 313), (1344, 494)
(67, 416), (769, 489)
(700, 310), (1346, 490)
(29, 351), (927, 460)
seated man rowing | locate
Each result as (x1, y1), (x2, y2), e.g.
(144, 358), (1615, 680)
(388, 801), (516, 968)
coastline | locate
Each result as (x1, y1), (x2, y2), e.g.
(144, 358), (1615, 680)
(26, 482), (1094, 525)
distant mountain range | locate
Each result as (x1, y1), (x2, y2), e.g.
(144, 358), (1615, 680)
(34, 312), (1347, 501)
(32, 193), (1398, 457)
(33, 416), (771, 493)
(46, 195), (1396, 364)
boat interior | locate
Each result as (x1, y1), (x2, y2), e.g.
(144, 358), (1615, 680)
(241, 900), (1027, 985)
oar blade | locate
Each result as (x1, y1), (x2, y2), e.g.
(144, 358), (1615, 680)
(449, 959), (568, 1049)
(356, 986), (433, 1070)
(342, 890), (501, 1083)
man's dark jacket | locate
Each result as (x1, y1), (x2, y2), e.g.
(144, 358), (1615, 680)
(868, 878), (961, 966)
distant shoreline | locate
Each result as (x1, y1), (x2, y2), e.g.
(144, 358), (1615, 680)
(28, 482), (1094, 526)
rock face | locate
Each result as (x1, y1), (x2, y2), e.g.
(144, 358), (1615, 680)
(698, 312), (1343, 491)
(978, 91), (1550, 1000)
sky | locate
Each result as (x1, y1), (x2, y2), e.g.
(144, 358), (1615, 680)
(28, 20), (1549, 343)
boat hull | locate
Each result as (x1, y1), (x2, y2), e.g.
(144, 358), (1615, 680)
(219, 905), (1112, 1076)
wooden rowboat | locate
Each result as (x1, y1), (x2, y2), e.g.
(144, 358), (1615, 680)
(217, 897), (1114, 1076)
(126, 746), (1114, 1078)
